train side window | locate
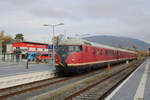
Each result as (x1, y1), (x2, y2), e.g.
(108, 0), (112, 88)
(113, 51), (115, 55)
(118, 52), (120, 56)
(79, 46), (83, 51)
(106, 50), (108, 55)
(111, 50), (113, 55)
(97, 49), (99, 55)
(101, 49), (103, 55)
(107, 50), (109, 55)
(93, 48), (96, 55)
(85, 46), (88, 52)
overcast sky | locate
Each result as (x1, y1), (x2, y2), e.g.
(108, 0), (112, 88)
(0, 0), (150, 43)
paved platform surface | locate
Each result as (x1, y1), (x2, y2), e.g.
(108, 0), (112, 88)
(106, 58), (150, 100)
(0, 63), (55, 77)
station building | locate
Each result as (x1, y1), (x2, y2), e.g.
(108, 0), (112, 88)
(12, 41), (48, 54)
(6, 41), (57, 60)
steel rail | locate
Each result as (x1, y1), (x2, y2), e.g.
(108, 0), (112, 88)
(64, 61), (143, 100)
(0, 66), (103, 99)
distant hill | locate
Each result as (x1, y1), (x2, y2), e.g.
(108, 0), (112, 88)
(84, 35), (150, 51)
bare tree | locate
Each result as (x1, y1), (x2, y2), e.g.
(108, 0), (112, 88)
(52, 34), (65, 45)
(0, 30), (13, 53)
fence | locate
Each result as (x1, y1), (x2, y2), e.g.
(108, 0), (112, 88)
(0, 53), (54, 65)
(0, 53), (29, 63)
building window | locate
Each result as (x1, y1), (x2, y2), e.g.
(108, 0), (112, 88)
(16, 47), (20, 49)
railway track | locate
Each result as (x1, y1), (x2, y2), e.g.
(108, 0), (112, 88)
(0, 60), (143, 100)
(64, 60), (143, 100)
(0, 65), (107, 100)
(0, 77), (65, 99)
(28, 60), (144, 100)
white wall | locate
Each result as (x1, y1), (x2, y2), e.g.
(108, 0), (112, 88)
(6, 44), (13, 53)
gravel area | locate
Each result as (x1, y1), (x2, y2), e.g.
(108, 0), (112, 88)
(72, 63), (137, 100)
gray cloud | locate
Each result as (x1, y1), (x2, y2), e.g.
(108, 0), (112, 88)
(0, 0), (150, 44)
(30, 7), (72, 18)
(2, 0), (38, 6)
(74, 0), (150, 18)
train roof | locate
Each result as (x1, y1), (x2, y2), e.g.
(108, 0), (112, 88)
(61, 38), (137, 54)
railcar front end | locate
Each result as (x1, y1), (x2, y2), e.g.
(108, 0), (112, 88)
(55, 45), (83, 74)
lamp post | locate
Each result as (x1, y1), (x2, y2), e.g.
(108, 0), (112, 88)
(43, 23), (64, 66)
(0, 40), (4, 54)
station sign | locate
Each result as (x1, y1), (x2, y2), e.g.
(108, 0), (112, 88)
(47, 45), (58, 49)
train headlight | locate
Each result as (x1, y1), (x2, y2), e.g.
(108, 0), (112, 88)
(72, 57), (75, 62)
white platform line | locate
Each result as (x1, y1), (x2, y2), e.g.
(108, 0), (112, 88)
(105, 62), (145, 100)
(133, 61), (149, 100)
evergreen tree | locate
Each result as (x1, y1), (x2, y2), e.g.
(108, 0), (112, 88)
(15, 33), (24, 42)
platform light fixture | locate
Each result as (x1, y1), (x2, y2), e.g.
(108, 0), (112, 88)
(43, 23), (64, 66)
(0, 40), (4, 54)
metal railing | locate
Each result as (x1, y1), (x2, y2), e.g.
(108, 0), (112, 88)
(0, 53), (26, 63)
(0, 53), (54, 66)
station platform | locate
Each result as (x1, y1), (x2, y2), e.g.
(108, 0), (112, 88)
(0, 63), (55, 89)
(106, 58), (150, 100)
(0, 63), (55, 77)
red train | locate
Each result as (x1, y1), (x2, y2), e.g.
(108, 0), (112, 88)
(55, 38), (137, 74)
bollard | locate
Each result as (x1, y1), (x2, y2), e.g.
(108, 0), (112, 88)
(2, 54), (5, 62)
(20, 54), (22, 62)
(107, 64), (110, 71)
(25, 59), (29, 69)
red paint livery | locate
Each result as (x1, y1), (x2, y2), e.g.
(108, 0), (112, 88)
(55, 39), (137, 74)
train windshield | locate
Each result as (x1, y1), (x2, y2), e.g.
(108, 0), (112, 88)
(56, 45), (82, 64)
(57, 45), (82, 53)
